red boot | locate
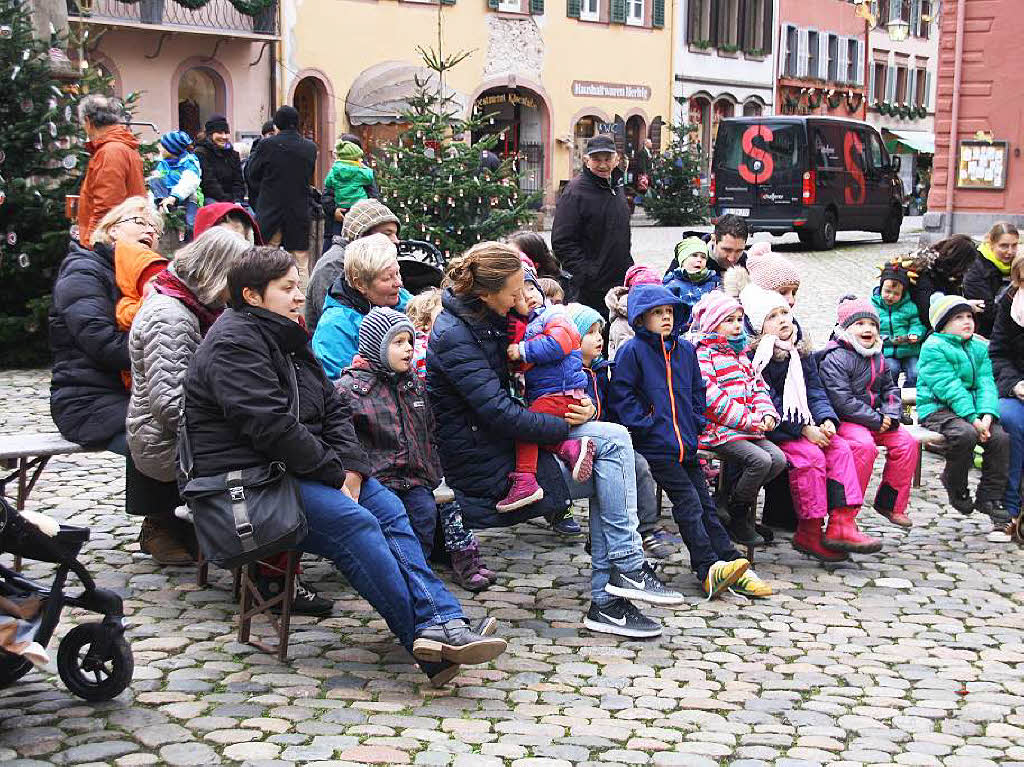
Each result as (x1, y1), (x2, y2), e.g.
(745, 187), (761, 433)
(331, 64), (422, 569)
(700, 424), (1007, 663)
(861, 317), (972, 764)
(824, 507), (883, 554)
(792, 518), (849, 562)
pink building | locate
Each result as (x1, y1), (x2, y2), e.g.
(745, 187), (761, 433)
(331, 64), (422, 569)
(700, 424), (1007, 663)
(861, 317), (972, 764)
(925, 0), (1024, 238)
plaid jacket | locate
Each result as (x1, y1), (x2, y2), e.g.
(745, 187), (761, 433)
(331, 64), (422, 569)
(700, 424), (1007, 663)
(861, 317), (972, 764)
(333, 358), (442, 492)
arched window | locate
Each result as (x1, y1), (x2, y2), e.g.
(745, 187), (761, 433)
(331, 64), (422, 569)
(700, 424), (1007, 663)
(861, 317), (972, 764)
(178, 66), (226, 139)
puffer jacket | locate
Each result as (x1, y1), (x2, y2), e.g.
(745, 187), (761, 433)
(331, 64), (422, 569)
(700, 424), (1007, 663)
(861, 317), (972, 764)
(755, 338), (838, 443)
(604, 285), (633, 363)
(49, 240), (130, 447)
(817, 334), (901, 430)
(609, 285), (706, 463)
(916, 331), (1000, 423)
(662, 269), (722, 328)
(872, 289), (927, 359)
(312, 274), (412, 379)
(426, 289), (571, 528)
(693, 331), (777, 448)
(581, 357), (611, 421)
(988, 287), (1024, 398)
(334, 357), (441, 492)
(519, 304), (588, 402)
(324, 155), (375, 209)
(78, 125), (146, 247)
(182, 305), (371, 484)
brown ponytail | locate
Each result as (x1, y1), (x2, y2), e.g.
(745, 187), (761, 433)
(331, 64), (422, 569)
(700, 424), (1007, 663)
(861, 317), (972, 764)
(445, 242), (523, 298)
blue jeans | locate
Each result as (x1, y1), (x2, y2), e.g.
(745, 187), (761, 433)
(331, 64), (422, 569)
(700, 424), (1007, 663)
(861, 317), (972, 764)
(884, 355), (919, 388)
(397, 485), (437, 558)
(562, 421), (645, 606)
(1000, 397), (1024, 518)
(297, 478), (463, 650)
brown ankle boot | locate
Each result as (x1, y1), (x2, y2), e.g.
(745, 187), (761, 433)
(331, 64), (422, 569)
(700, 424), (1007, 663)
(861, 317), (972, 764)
(139, 517), (195, 565)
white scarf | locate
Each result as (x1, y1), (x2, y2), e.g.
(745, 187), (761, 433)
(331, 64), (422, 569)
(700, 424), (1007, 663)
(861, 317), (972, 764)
(1012, 287), (1024, 328)
(752, 335), (813, 426)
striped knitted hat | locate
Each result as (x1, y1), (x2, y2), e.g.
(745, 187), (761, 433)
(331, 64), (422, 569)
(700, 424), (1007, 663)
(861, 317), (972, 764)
(929, 292), (973, 332)
(358, 307), (416, 373)
(160, 130), (192, 157)
(692, 290), (741, 334)
(566, 302), (604, 340)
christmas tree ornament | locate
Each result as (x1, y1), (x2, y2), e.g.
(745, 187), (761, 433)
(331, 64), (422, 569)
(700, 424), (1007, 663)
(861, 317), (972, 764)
(0, 150), (5, 164)
(48, 122), (57, 138)
(64, 106), (72, 121)
(17, 253), (29, 268)
(0, 191), (5, 206)
(6, 232), (15, 245)
(11, 65), (20, 80)
(61, 155), (76, 170)
(0, 24), (11, 38)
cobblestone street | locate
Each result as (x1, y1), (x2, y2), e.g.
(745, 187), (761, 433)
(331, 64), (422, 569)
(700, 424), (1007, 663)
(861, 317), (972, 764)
(3, 223), (1024, 767)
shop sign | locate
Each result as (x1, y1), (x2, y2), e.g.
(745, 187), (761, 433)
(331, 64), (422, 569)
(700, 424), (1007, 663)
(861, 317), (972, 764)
(572, 80), (651, 101)
(476, 91), (538, 109)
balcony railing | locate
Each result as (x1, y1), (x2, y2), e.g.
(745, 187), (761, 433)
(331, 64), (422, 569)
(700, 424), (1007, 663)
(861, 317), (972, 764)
(67, 0), (278, 37)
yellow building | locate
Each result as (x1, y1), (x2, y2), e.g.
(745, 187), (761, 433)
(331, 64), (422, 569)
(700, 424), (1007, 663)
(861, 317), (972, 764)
(279, 0), (674, 204)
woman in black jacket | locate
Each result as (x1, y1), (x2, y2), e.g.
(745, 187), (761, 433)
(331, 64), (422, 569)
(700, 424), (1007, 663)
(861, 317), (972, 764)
(182, 246), (505, 686)
(908, 237), (977, 331)
(962, 222), (1018, 337)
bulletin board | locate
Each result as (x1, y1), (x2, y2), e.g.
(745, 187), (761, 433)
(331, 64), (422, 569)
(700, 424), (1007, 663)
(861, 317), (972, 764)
(956, 140), (1008, 190)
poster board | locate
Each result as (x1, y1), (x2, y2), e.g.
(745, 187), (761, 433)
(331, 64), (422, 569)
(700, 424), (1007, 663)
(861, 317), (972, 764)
(956, 140), (1008, 190)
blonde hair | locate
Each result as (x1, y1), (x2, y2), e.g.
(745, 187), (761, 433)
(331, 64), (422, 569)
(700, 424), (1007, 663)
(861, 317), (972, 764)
(445, 242), (523, 298)
(406, 287), (442, 330)
(1011, 251), (1024, 288)
(172, 227), (251, 306)
(538, 277), (564, 304)
(91, 196), (163, 246)
(985, 221), (1019, 245)
(343, 232), (399, 290)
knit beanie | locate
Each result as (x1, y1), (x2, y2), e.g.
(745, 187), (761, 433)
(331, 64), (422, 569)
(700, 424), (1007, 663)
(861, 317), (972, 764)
(341, 198), (401, 242)
(739, 282), (789, 335)
(747, 248), (802, 291)
(929, 292), (973, 332)
(692, 290), (741, 334)
(879, 260), (913, 293)
(624, 265), (661, 288)
(204, 114), (230, 135)
(335, 139), (364, 161)
(836, 294), (879, 329)
(674, 237), (709, 268)
(567, 302), (604, 340)
(523, 265), (543, 296)
(359, 307), (416, 373)
(160, 130), (192, 157)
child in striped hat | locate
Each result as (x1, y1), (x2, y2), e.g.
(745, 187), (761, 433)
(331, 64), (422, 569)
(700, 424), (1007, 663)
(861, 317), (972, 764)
(148, 130), (202, 235)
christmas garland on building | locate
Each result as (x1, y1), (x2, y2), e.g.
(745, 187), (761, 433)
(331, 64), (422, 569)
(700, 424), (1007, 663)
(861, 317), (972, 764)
(112, 0), (276, 17)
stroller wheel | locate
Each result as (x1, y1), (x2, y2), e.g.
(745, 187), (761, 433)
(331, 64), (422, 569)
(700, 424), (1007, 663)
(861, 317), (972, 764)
(57, 623), (133, 701)
(0, 654), (33, 687)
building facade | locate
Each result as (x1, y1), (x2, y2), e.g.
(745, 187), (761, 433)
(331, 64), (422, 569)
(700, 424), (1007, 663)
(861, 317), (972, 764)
(925, 0), (1024, 239)
(279, 0), (674, 204)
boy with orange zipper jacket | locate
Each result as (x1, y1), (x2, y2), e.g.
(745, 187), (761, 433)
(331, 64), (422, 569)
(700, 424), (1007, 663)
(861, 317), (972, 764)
(609, 284), (769, 599)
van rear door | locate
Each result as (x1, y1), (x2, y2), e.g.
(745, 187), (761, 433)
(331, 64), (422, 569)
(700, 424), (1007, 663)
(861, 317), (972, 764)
(713, 120), (805, 220)
(712, 121), (760, 217)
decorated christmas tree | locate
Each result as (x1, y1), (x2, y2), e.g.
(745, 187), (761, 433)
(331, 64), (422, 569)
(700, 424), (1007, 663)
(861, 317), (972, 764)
(0, 0), (119, 366)
(373, 31), (537, 261)
(643, 120), (710, 227)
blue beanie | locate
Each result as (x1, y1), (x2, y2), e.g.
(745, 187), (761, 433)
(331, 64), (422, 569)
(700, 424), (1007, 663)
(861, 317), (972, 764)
(160, 130), (192, 157)
(566, 302), (604, 340)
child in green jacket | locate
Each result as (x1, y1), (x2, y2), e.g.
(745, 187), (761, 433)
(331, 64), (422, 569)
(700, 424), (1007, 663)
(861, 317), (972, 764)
(872, 258), (927, 387)
(918, 293), (1010, 522)
(324, 139), (375, 212)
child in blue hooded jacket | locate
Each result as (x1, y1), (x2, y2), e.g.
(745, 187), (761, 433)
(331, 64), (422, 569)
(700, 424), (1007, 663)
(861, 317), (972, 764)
(148, 130), (202, 234)
(610, 284), (769, 599)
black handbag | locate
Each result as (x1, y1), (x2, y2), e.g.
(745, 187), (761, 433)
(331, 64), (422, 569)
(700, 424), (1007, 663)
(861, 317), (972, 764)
(178, 363), (308, 569)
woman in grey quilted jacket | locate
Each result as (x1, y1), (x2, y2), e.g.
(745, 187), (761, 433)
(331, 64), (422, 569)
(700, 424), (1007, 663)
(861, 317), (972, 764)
(126, 227), (250, 564)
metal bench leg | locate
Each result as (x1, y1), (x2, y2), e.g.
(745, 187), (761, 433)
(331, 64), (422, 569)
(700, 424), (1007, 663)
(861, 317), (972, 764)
(196, 550), (209, 588)
(913, 444), (923, 488)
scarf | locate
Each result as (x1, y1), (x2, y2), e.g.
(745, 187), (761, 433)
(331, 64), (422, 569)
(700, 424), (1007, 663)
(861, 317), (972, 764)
(1012, 287), (1024, 328)
(834, 326), (884, 357)
(152, 268), (221, 334)
(727, 330), (748, 353)
(752, 335), (812, 426)
(681, 267), (712, 284)
(980, 242), (1012, 276)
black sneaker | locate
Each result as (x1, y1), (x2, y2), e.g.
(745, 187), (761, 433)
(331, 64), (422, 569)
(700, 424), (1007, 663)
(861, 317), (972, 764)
(583, 598), (662, 638)
(605, 561), (684, 605)
(255, 574), (333, 617)
(947, 488), (975, 514)
(976, 499), (1010, 524)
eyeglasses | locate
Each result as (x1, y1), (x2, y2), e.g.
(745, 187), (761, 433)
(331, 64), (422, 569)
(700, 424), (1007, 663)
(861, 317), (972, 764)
(115, 216), (154, 228)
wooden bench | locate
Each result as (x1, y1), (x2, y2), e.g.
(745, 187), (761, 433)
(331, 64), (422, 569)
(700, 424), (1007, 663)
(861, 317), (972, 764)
(901, 388), (948, 487)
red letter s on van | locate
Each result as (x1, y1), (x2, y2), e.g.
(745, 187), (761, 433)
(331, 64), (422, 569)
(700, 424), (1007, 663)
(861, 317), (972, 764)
(739, 125), (774, 185)
(843, 130), (866, 205)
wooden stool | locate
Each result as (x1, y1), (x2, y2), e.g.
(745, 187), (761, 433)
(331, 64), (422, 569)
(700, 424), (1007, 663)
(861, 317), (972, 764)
(237, 550), (298, 662)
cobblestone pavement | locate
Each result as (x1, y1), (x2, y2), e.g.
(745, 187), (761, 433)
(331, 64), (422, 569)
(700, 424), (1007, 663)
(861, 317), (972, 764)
(4, 224), (1024, 767)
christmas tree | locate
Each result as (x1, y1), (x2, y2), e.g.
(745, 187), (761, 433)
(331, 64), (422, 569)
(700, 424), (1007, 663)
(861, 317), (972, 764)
(0, 0), (119, 366)
(643, 120), (710, 227)
(372, 25), (537, 261)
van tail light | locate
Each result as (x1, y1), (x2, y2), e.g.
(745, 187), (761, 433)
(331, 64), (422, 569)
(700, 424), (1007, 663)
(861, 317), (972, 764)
(802, 170), (816, 206)
(709, 172), (716, 206)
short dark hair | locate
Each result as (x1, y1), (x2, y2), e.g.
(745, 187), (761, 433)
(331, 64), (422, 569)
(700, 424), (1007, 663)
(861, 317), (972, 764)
(340, 132), (363, 150)
(715, 214), (749, 242)
(228, 246), (296, 308)
(273, 105), (300, 131)
(261, 120), (276, 136)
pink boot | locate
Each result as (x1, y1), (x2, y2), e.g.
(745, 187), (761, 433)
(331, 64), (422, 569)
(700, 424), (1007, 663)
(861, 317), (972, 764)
(824, 507), (883, 554)
(556, 437), (595, 482)
(496, 472), (545, 512)
(450, 547), (490, 592)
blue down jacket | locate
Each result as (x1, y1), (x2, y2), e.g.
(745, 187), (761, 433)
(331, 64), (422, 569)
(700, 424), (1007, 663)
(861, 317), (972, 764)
(521, 304), (589, 402)
(426, 289), (572, 528)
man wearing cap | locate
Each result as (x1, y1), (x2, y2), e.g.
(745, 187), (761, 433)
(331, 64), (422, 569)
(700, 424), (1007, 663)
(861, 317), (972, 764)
(552, 134), (634, 317)
(194, 114), (246, 205)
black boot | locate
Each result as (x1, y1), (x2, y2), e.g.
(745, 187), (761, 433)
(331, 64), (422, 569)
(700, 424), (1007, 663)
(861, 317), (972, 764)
(727, 501), (765, 546)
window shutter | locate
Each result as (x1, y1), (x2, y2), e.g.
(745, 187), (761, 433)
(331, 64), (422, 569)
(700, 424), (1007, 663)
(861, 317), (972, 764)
(886, 64), (896, 101)
(854, 40), (864, 85)
(818, 32), (828, 80)
(782, 25), (793, 76)
(709, 0), (720, 46)
(653, 0), (665, 27)
(837, 35), (847, 82)
(909, 68), (918, 108)
(530, 0), (544, 12)
(611, 0), (626, 23)
(716, 0), (729, 45)
(567, 0), (580, 17)
(737, 0), (747, 48)
(924, 70), (931, 108)
(762, 0), (772, 53)
(687, 0), (698, 42)
(910, 0), (920, 35)
(869, 62), (876, 102)
(797, 28), (808, 77)
(488, 0), (499, 8)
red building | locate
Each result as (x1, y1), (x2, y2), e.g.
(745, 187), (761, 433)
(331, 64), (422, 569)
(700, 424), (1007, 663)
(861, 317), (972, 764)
(925, 0), (1024, 239)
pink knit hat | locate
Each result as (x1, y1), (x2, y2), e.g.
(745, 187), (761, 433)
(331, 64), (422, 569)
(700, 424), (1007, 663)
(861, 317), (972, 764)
(746, 247), (802, 292)
(836, 294), (879, 329)
(624, 265), (661, 288)
(692, 290), (742, 334)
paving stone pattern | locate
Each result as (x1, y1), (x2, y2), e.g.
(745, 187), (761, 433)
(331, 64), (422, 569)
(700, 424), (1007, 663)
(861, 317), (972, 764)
(3, 226), (1024, 766)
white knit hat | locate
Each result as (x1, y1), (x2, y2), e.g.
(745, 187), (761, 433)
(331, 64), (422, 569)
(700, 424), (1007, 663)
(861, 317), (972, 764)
(740, 282), (789, 334)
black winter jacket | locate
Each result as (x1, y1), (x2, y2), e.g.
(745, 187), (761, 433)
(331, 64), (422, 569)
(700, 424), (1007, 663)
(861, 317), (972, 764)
(49, 241), (130, 447)
(182, 306), (371, 486)
(551, 167), (633, 309)
(910, 268), (965, 332)
(426, 289), (571, 528)
(987, 286), (1024, 398)
(245, 130), (317, 240)
(194, 138), (245, 203)
(962, 254), (1008, 337)
(757, 343), (838, 443)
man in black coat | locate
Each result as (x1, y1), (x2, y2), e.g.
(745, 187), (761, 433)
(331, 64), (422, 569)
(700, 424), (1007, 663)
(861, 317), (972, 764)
(246, 105), (318, 283)
(194, 114), (246, 205)
(551, 134), (633, 317)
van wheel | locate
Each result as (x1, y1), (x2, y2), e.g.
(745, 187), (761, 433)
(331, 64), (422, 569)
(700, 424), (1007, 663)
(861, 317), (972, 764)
(881, 207), (903, 243)
(812, 212), (837, 250)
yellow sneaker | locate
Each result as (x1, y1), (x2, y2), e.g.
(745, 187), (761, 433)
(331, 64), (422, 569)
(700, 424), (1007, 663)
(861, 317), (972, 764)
(730, 568), (773, 598)
(703, 558), (749, 600)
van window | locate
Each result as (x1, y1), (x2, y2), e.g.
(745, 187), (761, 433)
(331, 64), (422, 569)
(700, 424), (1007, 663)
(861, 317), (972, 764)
(812, 127), (843, 170)
(865, 130), (886, 169)
(714, 122), (804, 176)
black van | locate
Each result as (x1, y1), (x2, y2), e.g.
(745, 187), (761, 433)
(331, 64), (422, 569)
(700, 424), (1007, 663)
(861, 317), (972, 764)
(711, 116), (904, 250)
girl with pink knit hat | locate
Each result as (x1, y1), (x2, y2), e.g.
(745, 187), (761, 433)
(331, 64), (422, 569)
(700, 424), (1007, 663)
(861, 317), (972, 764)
(604, 265), (662, 363)
(745, 243), (803, 310)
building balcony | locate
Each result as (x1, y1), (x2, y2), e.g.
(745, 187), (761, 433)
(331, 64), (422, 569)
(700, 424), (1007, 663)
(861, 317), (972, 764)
(66, 0), (278, 38)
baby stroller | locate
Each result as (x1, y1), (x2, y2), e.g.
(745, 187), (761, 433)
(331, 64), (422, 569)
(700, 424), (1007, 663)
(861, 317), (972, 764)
(398, 239), (447, 294)
(0, 497), (133, 701)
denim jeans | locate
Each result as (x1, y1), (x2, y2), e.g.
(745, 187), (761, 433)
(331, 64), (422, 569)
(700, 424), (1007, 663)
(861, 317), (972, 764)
(148, 176), (198, 232)
(999, 397), (1024, 518)
(634, 451), (660, 537)
(884, 355), (919, 388)
(397, 485), (438, 558)
(561, 421), (645, 606)
(297, 478), (463, 650)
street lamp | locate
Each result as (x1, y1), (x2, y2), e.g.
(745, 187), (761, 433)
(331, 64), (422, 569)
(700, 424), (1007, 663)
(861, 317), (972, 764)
(887, 16), (910, 42)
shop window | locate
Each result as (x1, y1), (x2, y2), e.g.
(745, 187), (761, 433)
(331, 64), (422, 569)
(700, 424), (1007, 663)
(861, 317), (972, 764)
(742, 100), (762, 117)
(178, 66), (225, 140)
(626, 0), (643, 26)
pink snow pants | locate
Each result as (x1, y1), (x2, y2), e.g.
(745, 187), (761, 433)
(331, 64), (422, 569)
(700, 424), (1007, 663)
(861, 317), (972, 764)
(837, 422), (918, 516)
(780, 435), (865, 520)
